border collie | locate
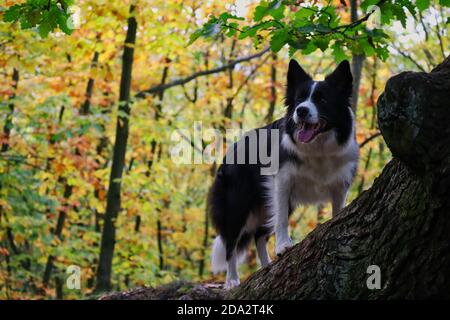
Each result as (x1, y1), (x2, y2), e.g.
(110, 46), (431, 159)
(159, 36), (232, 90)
(209, 59), (359, 289)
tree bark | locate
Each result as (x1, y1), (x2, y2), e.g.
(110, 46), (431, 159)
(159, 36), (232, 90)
(1, 68), (19, 152)
(95, 5), (137, 293)
(229, 56), (450, 299)
(80, 50), (100, 115)
(43, 183), (73, 287)
(349, 0), (364, 111)
(265, 53), (277, 122)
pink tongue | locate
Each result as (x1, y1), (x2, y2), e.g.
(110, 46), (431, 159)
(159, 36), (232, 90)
(298, 128), (316, 143)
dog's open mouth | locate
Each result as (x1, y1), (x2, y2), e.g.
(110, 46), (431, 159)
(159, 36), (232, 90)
(297, 119), (326, 143)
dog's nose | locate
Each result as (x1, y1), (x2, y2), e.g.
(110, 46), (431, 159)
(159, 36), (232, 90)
(296, 106), (309, 119)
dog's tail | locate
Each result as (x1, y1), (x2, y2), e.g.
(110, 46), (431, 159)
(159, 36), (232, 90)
(211, 235), (248, 274)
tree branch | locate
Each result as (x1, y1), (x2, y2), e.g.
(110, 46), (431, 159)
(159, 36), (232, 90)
(135, 47), (270, 98)
(359, 132), (382, 149)
(391, 45), (427, 72)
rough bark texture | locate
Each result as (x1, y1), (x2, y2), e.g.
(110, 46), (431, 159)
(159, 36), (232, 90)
(99, 282), (226, 300)
(101, 57), (450, 300)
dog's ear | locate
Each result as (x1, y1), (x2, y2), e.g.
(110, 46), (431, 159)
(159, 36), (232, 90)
(287, 59), (311, 87)
(325, 60), (353, 97)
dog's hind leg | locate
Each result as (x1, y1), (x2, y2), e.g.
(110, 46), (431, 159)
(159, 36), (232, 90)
(225, 248), (240, 289)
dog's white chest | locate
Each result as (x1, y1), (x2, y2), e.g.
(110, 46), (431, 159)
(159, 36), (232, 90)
(296, 154), (354, 185)
(277, 133), (359, 206)
(280, 157), (351, 205)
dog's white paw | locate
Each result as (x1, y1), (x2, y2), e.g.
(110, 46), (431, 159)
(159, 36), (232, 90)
(225, 278), (240, 290)
(275, 238), (293, 256)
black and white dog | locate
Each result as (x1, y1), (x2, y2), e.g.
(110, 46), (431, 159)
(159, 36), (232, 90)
(209, 59), (359, 288)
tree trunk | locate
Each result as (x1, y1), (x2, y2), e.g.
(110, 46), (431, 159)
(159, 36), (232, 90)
(1, 68), (19, 152)
(80, 50), (100, 115)
(229, 56), (450, 299)
(265, 53), (277, 122)
(349, 0), (364, 111)
(95, 5), (137, 293)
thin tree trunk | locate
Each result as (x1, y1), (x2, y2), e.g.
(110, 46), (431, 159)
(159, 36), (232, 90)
(95, 5), (137, 293)
(80, 51), (100, 115)
(358, 57), (378, 194)
(156, 219), (164, 271)
(265, 53), (277, 122)
(55, 277), (63, 300)
(350, 0), (364, 111)
(198, 164), (216, 277)
(223, 40), (237, 120)
(43, 183), (72, 287)
(1, 68), (19, 152)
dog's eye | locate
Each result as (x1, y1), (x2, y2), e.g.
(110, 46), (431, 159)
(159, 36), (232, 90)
(297, 90), (308, 101)
(315, 92), (326, 104)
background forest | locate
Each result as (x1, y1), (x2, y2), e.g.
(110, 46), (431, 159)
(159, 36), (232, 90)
(0, 0), (448, 299)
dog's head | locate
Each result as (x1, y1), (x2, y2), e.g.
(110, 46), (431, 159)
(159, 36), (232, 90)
(285, 59), (353, 145)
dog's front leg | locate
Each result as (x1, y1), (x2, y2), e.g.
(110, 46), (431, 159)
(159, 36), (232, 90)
(274, 183), (293, 256)
(331, 183), (349, 217)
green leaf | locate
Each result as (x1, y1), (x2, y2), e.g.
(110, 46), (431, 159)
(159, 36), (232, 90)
(28, 9), (42, 26)
(297, 25), (315, 33)
(3, 4), (22, 22)
(57, 11), (73, 35)
(188, 29), (202, 45)
(313, 37), (330, 52)
(225, 22), (238, 37)
(288, 45), (298, 57)
(380, 5), (394, 25)
(289, 36), (311, 50)
(361, 0), (380, 11)
(254, 2), (270, 22)
(219, 12), (244, 22)
(270, 5), (285, 20)
(294, 8), (315, 20)
(316, 24), (331, 33)
(360, 39), (375, 56)
(318, 6), (337, 28)
(375, 46), (389, 61)
(189, 17), (222, 44)
(60, 0), (75, 10)
(254, 0), (282, 22)
(331, 42), (349, 63)
(270, 28), (289, 52)
(202, 22), (221, 38)
(391, 5), (407, 28)
(19, 15), (33, 29)
(38, 20), (52, 37)
(237, 21), (273, 40)
(300, 40), (317, 55)
(439, 0), (450, 6)
(369, 28), (390, 39)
